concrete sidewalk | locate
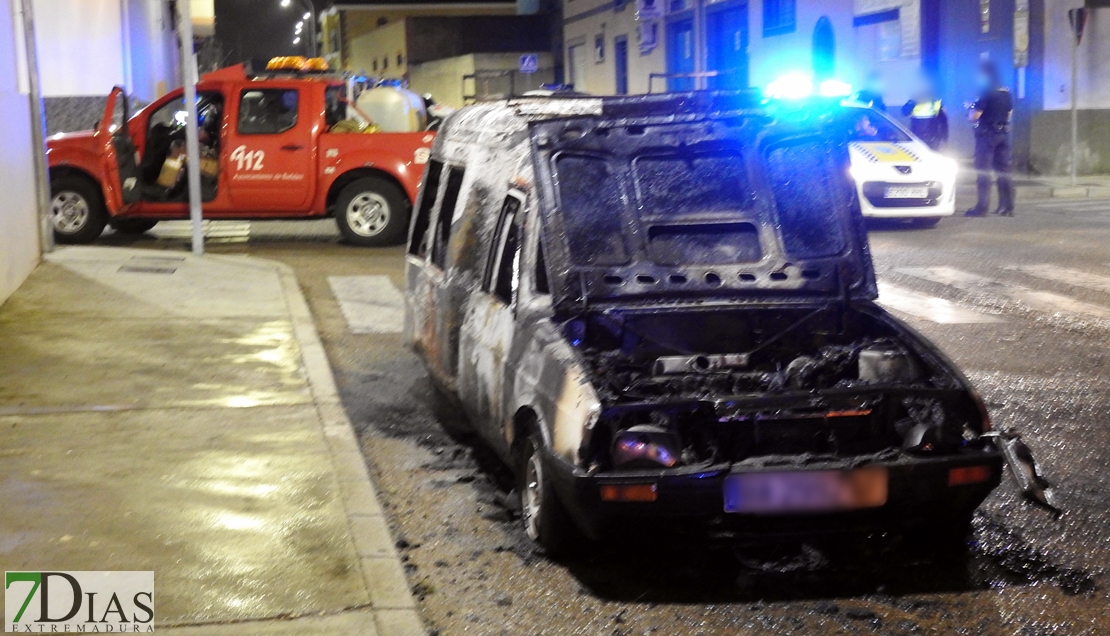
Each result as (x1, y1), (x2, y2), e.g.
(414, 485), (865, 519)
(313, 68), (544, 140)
(0, 247), (423, 635)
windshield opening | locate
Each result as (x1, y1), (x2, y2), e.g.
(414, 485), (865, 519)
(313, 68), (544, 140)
(842, 109), (911, 143)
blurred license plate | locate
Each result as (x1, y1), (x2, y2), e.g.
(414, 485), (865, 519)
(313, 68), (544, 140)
(723, 468), (888, 514)
(885, 186), (928, 198)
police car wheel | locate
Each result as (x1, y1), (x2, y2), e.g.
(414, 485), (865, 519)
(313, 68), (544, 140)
(335, 176), (410, 247)
(50, 176), (108, 244)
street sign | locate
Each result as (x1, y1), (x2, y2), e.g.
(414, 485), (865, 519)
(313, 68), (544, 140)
(519, 54), (539, 74)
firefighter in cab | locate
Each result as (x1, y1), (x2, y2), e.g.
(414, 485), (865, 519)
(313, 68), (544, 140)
(901, 74), (948, 152)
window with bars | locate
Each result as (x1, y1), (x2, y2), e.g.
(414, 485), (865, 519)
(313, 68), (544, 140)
(763, 0), (796, 37)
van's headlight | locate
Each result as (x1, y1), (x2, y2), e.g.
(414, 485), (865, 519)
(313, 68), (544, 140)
(612, 425), (680, 469)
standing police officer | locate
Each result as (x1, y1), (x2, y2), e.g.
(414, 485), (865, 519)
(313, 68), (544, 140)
(966, 61), (1014, 217)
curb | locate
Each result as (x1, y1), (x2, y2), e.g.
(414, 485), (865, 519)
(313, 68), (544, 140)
(266, 257), (426, 636)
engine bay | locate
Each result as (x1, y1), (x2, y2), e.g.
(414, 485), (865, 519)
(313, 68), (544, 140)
(563, 304), (988, 471)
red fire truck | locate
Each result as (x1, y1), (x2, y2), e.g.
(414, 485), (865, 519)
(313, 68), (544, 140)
(46, 60), (433, 247)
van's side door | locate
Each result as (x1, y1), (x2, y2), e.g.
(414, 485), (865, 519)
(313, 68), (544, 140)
(458, 190), (524, 445)
(404, 159), (444, 359)
(226, 84), (315, 211)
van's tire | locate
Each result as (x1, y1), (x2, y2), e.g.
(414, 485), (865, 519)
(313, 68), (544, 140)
(334, 176), (410, 247)
(518, 433), (585, 560)
(50, 176), (108, 244)
(110, 219), (158, 235)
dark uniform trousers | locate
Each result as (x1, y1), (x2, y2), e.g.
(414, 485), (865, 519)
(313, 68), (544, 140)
(974, 125), (1014, 213)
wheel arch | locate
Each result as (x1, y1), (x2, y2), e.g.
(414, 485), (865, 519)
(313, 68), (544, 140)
(510, 406), (550, 462)
(49, 165), (105, 200)
(325, 168), (410, 217)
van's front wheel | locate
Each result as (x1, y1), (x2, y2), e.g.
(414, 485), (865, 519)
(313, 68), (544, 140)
(335, 177), (410, 247)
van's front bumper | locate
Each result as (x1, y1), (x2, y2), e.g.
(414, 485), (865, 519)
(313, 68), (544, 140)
(545, 448), (1003, 541)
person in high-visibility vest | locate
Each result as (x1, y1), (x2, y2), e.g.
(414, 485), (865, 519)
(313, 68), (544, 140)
(901, 91), (949, 151)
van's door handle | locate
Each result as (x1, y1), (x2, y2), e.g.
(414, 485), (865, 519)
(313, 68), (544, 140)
(281, 144), (304, 151)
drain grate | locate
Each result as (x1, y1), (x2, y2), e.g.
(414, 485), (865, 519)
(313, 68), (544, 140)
(117, 265), (177, 275)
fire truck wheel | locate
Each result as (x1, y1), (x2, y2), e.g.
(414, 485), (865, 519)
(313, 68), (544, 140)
(50, 176), (108, 245)
(110, 219), (159, 235)
(335, 176), (410, 247)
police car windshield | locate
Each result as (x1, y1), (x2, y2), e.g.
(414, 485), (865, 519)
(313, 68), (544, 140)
(842, 109), (911, 143)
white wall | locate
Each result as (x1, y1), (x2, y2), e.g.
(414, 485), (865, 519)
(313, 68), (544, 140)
(0, 0), (43, 304)
(1042, 0), (1110, 111)
(33, 0), (175, 100)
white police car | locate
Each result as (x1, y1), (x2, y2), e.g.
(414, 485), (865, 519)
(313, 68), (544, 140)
(765, 75), (958, 227)
(841, 106), (958, 226)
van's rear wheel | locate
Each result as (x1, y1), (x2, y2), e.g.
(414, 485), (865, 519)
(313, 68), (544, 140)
(50, 176), (107, 244)
(110, 219), (158, 235)
(335, 176), (410, 247)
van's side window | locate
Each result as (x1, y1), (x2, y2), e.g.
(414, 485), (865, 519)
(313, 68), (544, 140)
(534, 239), (549, 294)
(409, 160), (443, 257)
(485, 195), (522, 305)
(432, 167), (465, 268)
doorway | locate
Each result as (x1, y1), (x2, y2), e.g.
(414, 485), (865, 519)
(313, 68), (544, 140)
(812, 16), (835, 80)
(705, 2), (749, 90)
(568, 44), (588, 92)
(666, 18), (695, 91)
(614, 36), (629, 95)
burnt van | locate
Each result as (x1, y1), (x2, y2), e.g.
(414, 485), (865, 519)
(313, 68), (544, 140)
(403, 91), (1017, 556)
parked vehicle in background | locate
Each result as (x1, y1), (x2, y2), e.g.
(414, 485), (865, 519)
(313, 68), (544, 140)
(842, 104), (958, 226)
(46, 59), (434, 246)
(404, 92), (1005, 556)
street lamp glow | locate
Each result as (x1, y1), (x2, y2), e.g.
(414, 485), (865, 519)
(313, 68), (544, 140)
(293, 37), (301, 44)
(280, 0), (291, 6)
(296, 20), (303, 28)
(303, 12), (311, 19)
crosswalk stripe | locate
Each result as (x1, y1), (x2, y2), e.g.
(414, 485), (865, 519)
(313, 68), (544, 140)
(898, 266), (1110, 319)
(152, 220), (251, 242)
(876, 282), (1005, 324)
(328, 275), (405, 334)
(1008, 264), (1110, 295)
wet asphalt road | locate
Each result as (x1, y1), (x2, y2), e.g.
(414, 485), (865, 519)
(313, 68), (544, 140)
(97, 200), (1110, 635)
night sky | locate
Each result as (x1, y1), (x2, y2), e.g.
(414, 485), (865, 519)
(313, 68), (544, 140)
(214, 0), (325, 66)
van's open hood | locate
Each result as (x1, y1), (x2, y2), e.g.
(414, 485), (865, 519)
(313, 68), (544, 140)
(526, 93), (878, 313)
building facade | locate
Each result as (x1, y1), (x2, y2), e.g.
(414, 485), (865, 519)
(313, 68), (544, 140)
(35, 0), (179, 134)
(563, 0), (1110, 173)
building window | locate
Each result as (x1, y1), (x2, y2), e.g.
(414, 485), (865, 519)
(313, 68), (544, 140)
(594, 34), (605, 62)
(383, 56), (389, 70)
(980, 0), (990, 33)
(397, 53), (404, 66)
(763, 0), (796, 37)
(669, 0), (686, 12)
